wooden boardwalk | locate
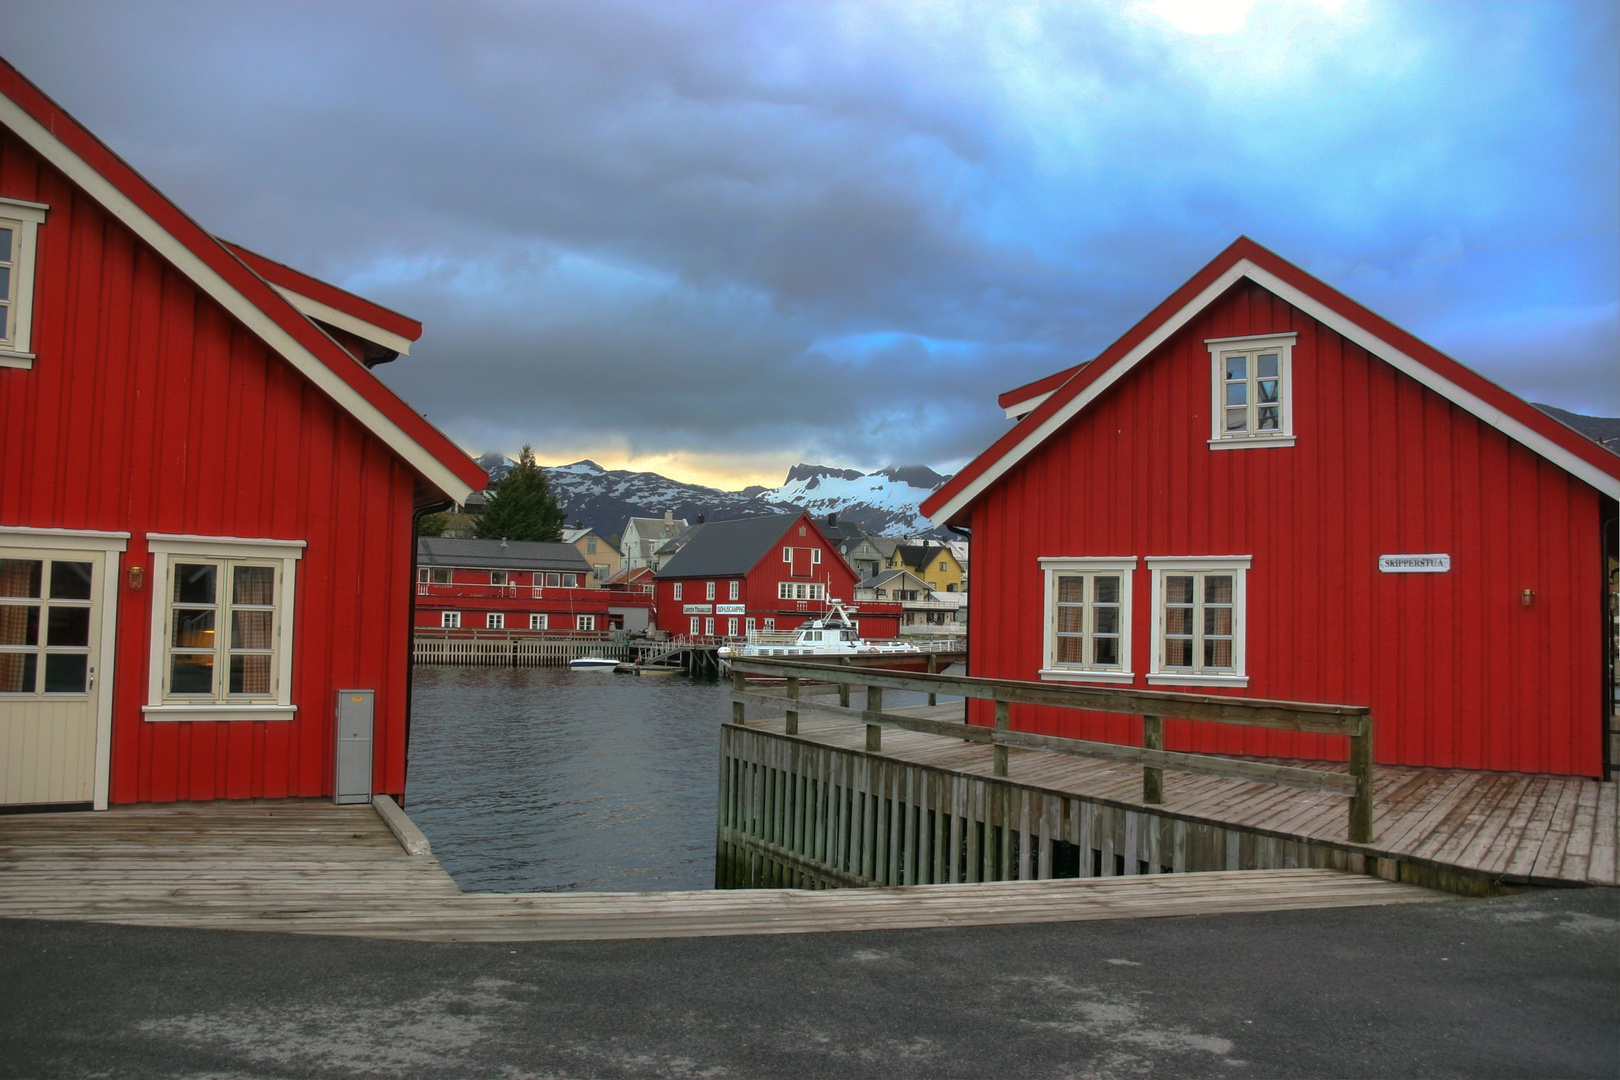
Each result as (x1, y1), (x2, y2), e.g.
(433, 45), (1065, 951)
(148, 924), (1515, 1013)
(750, 705), (1619, 888)
(0, 802), (1445, 941)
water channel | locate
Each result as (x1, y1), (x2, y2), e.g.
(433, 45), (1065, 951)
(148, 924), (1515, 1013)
(405, 663), (957, 892)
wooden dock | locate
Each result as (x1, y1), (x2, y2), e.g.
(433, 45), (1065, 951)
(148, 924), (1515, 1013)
(0, 802), (1445, 941)
(722, 704), (1618, 893)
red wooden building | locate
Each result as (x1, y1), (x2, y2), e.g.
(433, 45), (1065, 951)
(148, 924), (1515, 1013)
(921, 237), (1620, 779)
(0, 60), (487, 809)
(413, 537), (653, 633)
(652, 513), (900, 639)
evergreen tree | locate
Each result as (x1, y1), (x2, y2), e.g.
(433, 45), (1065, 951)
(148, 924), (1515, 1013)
(474, 445), (565, 542)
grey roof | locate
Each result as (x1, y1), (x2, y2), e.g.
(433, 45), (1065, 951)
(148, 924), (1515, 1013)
(417, 537), (591, 572)
(844, 535), (900, 557)
(654, 514), (803, 578)
(856, 569), (912, 590)
(626, 516), (687, 539)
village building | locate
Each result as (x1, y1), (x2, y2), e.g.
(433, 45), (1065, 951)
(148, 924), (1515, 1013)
(921, 236), (1620, 780)
(842, 535), (899, 580)
(887, 542), (967, 593)
(0, 60), (488, 809)
(561, 526), (621, 583)
(600, 564), (658, 594)
(621, 511), (688, 571)
(652, 513), (901, 640)
(854, 569), (966, 637)
(414, 537), (652, 633)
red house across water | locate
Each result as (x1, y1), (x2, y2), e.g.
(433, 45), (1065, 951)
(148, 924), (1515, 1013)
(0, 60), (487, 810)
(652, 513), (901, 640)
(921, 237), (1620, 780)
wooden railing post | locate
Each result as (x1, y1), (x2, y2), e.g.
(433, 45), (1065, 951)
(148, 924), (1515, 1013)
(1349, 717), (1373, 844)
(785, 676), (800, 736)
(927, 654), (937, 706)
(1142, 715), (1163, 803)
(993, 700), (1009, 777)
(731, 670), (746, 727)
(839, 658), (851, 708)
(866, 685), (883, 751)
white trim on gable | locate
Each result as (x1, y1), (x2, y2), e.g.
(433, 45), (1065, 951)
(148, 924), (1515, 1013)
(1002, 390), (1053, 420)
(269, 284), (414, 357)
(0, 95), (473, 503)
(928, 259), (1618, 523)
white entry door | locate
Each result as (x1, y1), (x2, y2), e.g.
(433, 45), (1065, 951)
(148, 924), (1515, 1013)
(0, 542), (119, 807)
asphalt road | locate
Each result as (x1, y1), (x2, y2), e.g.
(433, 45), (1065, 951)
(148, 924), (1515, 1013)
(2, 885), (1616, 1079)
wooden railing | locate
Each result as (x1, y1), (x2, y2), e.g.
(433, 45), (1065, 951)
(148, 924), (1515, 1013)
(728, 658), (1375, 844)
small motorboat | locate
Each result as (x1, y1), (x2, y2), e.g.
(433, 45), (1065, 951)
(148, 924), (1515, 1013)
(569, 656), (619, 671)
(718, 600), (927, 676)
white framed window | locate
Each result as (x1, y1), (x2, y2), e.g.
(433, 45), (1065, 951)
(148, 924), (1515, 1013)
(0, 198), (48, 368)
(745, 617), (756, 633)
(811, 549), (821, 564)
(529, 613), (547, 630)
(143, 535), (303, 722)
(1208, 333), (1295, 448)
(1038, 557), (1136, 684)
(704, 617), (715, 636)
(1147, 556), (1251, 687)
(706, 581), (716, 601)
(576, 614), (596, 631)
(442, 611), (460, 628)
(545, 572), (560, 587)
(593, 563), (608, 579)
(728, 580), (740, 601)
(487, 612), (504, 630)
(417, 566), (452, 584)
(562, 573), (578, 588)
(763, 618), (775, 631)
(727, 617), (739, 637)
(776, 582), (826, 601)
(672, 582), (683, 601)
(689, 616), (700, 635)
(490, 570), (509, 586)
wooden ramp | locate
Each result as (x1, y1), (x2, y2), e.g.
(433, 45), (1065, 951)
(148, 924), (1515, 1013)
(0, 803), (1443, 942)
(749, 706), (1619, 889)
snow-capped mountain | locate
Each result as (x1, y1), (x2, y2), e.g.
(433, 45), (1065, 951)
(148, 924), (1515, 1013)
(485, 458), (952, 541)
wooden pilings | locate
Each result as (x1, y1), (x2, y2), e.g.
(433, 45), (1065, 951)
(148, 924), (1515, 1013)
(715, 722), (1390, 891)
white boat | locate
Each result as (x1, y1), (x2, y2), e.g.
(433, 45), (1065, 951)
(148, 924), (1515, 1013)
(569, 656), (620, 670)
(718, 601), (925, 668)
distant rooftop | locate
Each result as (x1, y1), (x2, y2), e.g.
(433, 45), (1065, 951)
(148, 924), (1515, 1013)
(417, 536), (591, 572)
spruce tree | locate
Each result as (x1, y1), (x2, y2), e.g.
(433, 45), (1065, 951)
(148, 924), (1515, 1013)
(474, 445), (565, 542)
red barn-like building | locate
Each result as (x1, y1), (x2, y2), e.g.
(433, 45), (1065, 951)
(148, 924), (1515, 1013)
(0, 61), (487, 809)
(652, 514), (900, 639)
(922, 238), (1619, 779)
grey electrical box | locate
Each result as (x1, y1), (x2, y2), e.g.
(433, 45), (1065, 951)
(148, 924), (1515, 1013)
(334, 690), (374, 805)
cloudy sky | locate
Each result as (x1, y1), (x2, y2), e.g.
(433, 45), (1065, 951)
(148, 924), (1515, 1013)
(2, 1), (1615, 488)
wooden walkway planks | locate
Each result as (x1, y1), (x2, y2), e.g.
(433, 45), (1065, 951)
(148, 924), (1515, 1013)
(0, 802), (1446, 941)
(739, 706), (1619, 888)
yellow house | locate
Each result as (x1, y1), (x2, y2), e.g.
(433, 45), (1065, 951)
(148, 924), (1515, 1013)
(562, 527), (621, 584)
(886, 543), (966, 593)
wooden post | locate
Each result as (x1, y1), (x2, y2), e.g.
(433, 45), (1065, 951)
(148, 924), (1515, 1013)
(839, 658), (851, 708)
(993, 700), (1009, 778)
(785, 676), (800, 736)
(927, 654), (937, 706)
(866, 685), (883, 752)
(1142, 715), (1163, 804)
(731, 669), (746, 727)
(1349, 718), (1374, 844)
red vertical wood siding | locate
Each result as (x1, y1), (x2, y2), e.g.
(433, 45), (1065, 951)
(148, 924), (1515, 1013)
(1, 130), (421, 801)
(967, 279), (1605, 777)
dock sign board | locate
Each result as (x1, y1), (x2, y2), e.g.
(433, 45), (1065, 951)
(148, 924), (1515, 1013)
(682, 603), (713, 614)
(1379, 554), (1450, 573)
(716, 604), (746, 615)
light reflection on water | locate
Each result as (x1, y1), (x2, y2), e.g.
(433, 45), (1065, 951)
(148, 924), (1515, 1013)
(404, 665), (732, 893)
(404, 663), (962, 893)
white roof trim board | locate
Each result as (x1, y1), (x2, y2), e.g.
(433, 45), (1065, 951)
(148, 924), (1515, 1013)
(0, 94), (473, 504)
(270, 284), (414, 357)
(1002, 389), (1054, 420)
(930, 258), (1619, 524)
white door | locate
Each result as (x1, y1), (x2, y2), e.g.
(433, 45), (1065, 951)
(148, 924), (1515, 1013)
(0, 547), (112, 807)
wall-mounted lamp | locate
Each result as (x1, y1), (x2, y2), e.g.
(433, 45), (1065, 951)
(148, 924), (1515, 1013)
(1520, 588), (1535, 608)
(128, 565), (144, 591)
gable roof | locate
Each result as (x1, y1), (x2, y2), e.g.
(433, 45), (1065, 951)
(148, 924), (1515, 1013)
(0, 58), (486, 503)
(923, 236), (1620, 524)
(417, 537), (590, 573)
(856, 568), (927, 591)
(894, 543), (952, 572)
(655, 514), (806, 578)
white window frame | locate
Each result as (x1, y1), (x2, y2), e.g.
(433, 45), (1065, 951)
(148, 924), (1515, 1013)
(745, 617), (756, 633)
(562, 573), (578, 588)
(0, 197), (48, 369)
(727, 617), (739, 637)
(1207, 333), (1295, 449)
(576, 614), (596, 631)
(142, 534), (303, 722)
(490, 570), (509, 587)
(706, 581), (716, 601)
(442, 611), (461, 628)
(689, 616), (700, 635)
(729, 580), (740, 601)
(529, 613), (547, 630)
(1146, 555), (1251, 687)
(776, 582), (826, 601)
(811, 548), (821, 564)
(1037, 557), (1136, 684)
(704, 617), (715, 636)
(487, 612), (504, 630)
(763, 618), (775, 631)
(672, 582), (683, 601)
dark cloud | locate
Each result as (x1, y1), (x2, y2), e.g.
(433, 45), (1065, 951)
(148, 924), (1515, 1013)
(2, 0), (1614, 482)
